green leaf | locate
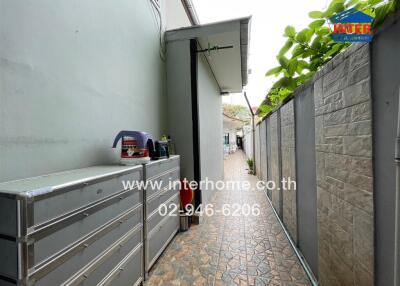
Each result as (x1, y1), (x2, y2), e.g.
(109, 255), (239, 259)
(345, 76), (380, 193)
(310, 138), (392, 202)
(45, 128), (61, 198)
(266, 66), (283, 76)
(368, 0), (382, 6)
(287, 59), (298, 76)
(296, 28), (314, 43)
(296, 60), (309, 74)
(292, 45), (304, 57)
(309, 58), (323, 71)
(297, 60), (309, 69)
(345, 0), (359, 8)
(301, 49), (315, 58)
(373, 2), (396, 27)
(325, 43), (343, 57)
(273, 77), (297, 91)
(323, 0), (345, 18)
(309, 11), (324, 18)
(277, 56), (289, 68)
(316, 27), (331, 36)
(258, 104), (272, 113)
(311, 36), (323, 49)
(284, 26), (296, 38)
(309, 19), (326, 30)
(279, 39), (294, 56)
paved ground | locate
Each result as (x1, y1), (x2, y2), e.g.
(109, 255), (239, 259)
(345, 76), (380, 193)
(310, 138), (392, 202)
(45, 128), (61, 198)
(145, 151), (311, 286)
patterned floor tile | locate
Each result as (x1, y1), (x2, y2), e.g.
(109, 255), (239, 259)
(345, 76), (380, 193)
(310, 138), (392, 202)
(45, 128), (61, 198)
(145, 152), (311, 286)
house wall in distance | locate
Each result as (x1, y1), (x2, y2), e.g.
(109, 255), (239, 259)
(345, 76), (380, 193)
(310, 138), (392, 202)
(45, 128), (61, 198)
(0, 0), (167, 182)
(242, 125), (253, 160)
(198, 53), (223, 204)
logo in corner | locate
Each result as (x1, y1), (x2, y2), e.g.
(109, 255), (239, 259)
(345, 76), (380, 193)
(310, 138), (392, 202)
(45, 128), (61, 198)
(329, 8), (374, 42)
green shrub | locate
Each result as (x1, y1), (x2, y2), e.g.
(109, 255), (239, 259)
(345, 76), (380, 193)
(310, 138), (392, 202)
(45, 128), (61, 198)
(259, 0), (399, 118)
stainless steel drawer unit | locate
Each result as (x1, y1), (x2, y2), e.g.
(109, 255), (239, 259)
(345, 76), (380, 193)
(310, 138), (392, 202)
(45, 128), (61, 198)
(143, 156), (180, 275)
(0, 165), (144, 286)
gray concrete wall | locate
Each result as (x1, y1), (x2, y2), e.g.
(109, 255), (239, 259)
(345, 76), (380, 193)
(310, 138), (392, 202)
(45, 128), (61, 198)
(280, 100), (297, 243)
(0, 0), (167, 182)
(295, 84), (318, 275)
(371, 14), (400, 286)
(270, 112), (281, 217)
(255, 124), (260, 176)
(198, 53), (223, 204)
(166, 39), (194, 180)
(259, 120), (268, 181)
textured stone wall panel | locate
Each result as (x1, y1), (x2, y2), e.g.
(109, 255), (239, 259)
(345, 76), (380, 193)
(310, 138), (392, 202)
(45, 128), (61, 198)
(315, 44), (374, 286)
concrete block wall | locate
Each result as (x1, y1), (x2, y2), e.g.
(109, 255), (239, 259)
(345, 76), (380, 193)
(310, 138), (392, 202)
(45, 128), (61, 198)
(256, 43), (376, 285)
(314, 43), (374, 286)
(280, 100), (297, 243)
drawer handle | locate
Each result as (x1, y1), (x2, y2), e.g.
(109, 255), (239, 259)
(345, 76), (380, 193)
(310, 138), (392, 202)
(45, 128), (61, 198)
(119, 196), (124, 200)
(119, 220), (124, 224)
(119, 267), (125, 272)
(83, 274), (88, 279)
(83, 243), (89, 248)
(83, 213), (89, 217)
(83, 182), (89, 187)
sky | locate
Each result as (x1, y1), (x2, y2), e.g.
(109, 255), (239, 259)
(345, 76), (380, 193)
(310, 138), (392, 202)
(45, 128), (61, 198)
(192, 0), (330, 108)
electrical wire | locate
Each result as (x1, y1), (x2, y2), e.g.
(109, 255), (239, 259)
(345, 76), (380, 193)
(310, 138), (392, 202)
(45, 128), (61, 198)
(149, 0), (166, 61)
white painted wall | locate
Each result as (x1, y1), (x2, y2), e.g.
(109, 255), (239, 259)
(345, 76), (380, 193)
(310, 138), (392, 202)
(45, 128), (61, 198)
(198, 54), (223, 205)
(166, 0), (191, 30)
(0, 0), (168, 182)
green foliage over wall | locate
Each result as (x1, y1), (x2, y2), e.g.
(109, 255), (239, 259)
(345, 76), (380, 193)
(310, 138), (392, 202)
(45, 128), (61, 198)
(258, 0), (399, 118)
(223, 103), (251, 123)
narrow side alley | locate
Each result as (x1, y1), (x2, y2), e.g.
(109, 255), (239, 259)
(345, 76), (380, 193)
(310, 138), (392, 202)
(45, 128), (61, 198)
(145, 152), (311, 286)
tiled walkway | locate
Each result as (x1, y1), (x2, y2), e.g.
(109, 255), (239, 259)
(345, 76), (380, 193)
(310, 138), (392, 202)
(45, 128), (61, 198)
(145, 151), (311, 286)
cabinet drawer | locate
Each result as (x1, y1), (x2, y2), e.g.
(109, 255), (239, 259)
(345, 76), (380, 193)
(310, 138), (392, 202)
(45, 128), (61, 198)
(33, 206), (142, 286)
(32, 189), (141, 266)
(147, 186), (179, 218)
(33, 170), (141, 226)
(61, 226), (142, 286)
(145, 156), (180, 179)
(146, 168), (179, 199)
(97, 245), (143, 286)
(147, 194), (180, 233)
(146, 214), (179, 271)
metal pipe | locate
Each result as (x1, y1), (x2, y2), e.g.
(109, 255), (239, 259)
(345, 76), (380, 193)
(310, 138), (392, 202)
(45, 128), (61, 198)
(181, 0), (200, 26)
(244, 92), (256, 175)
(395, 90), (400, 286)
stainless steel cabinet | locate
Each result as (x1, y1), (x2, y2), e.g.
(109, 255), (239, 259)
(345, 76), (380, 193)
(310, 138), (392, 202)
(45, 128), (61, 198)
(0, 157), (182, 285)
(143, 156), (180, 275)
(0, 165), (143, 286)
